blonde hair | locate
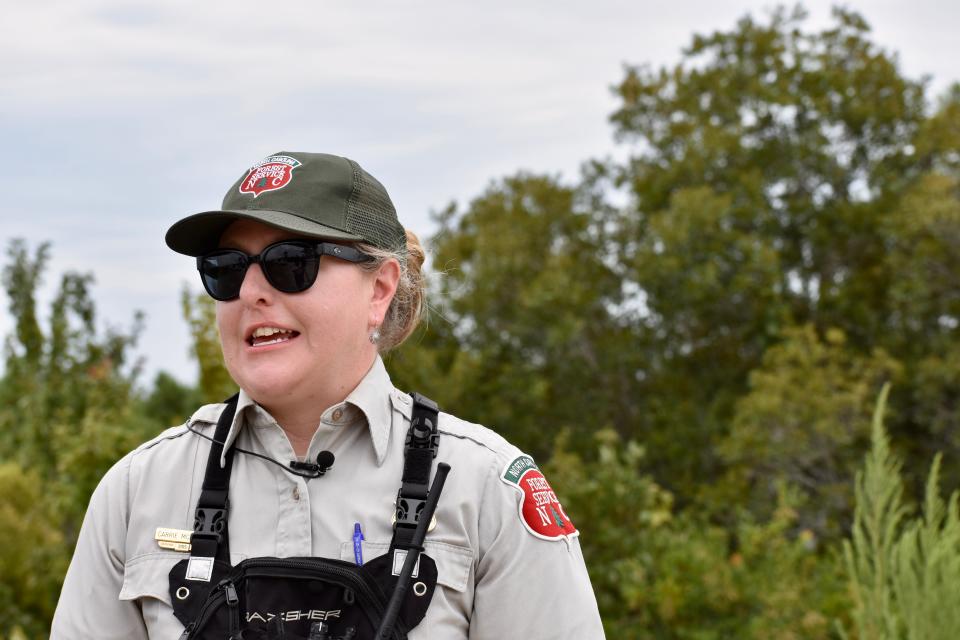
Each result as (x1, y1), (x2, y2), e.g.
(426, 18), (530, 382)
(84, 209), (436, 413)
(357, 229), (426, 351)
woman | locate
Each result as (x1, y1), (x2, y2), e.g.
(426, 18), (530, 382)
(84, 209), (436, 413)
(51, 152), (605, 639)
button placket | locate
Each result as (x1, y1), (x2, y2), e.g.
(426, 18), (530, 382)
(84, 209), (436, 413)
(247, 416), (313, 557)
(275, 470), (290, 555)
(291, 476), (312, 555)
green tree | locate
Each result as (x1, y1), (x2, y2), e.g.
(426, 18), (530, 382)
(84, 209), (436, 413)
(721, 324), (901, 538)
(142, 370), (205, 428)
(0, 240), (149, 491)
(882, 168), (960, 488)
(0, 463), (66, 638)
(626, 185), (787, 492)
(393, 174), (632, 458)
(606, 5), (959, 500)
(181, 285), (235, 403)
(0, 240), (160, 636)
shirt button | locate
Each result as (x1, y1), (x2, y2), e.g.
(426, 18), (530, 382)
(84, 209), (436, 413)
(292, 486), (300, 501)
(332, 408), (344, 421)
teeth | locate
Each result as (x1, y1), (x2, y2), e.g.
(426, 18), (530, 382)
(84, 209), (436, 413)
(252, 327), (292, 338)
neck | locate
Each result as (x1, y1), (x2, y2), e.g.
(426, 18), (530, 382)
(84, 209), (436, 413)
(259, 354), (378, 458)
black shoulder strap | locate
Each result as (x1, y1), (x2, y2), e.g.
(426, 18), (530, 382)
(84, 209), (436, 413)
(390, 392), (440, 552)
(190, 394), (239, 563)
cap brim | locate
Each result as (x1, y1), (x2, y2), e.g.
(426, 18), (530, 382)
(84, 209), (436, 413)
(165, 209), (365, 256)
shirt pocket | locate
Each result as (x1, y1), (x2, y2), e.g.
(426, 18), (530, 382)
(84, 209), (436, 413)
(339, 540), (473, 592)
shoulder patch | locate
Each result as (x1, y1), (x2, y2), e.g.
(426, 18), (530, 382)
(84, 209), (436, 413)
(500, 455), (578, 542)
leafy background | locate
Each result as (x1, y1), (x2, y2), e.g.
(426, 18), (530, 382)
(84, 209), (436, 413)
(3, 6), (960, 639)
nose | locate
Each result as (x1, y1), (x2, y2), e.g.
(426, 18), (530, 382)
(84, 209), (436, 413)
(237, 262), (274, 305)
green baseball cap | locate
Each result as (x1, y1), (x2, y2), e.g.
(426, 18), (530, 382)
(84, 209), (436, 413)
(165, 152), (406, 256)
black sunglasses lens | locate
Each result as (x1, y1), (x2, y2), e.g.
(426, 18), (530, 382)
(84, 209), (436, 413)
(262, 243), (320, 293)
(199, 251), (248, 301)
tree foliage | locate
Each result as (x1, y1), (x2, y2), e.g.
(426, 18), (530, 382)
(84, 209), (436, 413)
(392, 174), (633, 459)
(390, 7), (960, 523)
(602, 4), (960, 499)
(0, 241), (161, 638)
(547, 431), (847, 639)
(843, 384), (960, 640)
(721, 324), (900, 537)
(181, 286), (236, 403)
(0, 463), (65, 637)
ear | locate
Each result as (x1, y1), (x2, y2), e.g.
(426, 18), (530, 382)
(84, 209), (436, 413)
(368, 258), (401, 327)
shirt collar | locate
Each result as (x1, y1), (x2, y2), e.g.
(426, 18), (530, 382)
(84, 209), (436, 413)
(215, 356), (396, 467)
(339, 356), (394, 466)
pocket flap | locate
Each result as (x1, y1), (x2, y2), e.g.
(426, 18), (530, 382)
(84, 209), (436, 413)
(120, 552), (181, 604)
(340, 540), (473, 592)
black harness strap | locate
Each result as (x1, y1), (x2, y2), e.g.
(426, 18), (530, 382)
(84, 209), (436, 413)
(190, 394), (239, 563)
(174, 391), (447, 638)
(390, 393), (440, 553)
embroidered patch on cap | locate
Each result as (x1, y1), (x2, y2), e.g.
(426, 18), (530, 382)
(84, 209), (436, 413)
(501, 455), (578, 542)
(239, 155), (302, 197)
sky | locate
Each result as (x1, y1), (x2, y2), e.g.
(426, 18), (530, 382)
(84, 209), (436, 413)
(2, 0), (957, 387)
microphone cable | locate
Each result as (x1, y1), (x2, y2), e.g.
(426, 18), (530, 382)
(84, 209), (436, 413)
(185, 422), (335, 480)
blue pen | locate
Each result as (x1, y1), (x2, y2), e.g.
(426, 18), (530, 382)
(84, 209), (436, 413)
(353, 522), (364, 566)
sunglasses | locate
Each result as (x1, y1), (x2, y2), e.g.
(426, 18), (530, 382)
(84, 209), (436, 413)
(197, 240), (373, 301)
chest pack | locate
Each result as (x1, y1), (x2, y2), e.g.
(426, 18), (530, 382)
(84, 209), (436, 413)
(170, 393), (449, 640)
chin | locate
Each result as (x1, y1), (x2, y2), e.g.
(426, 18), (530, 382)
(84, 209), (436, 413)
(228, 358), (308, 405)
(239, 376), (303, 407)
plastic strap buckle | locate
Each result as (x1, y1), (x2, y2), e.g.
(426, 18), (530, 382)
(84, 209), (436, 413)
(394, 493), (427, 527)
(405, 419), (439, 457)
(406, 392), (440, 457)
(193, 507), (227, 541)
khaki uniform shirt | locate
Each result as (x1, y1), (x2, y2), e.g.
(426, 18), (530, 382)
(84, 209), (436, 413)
(51, 358), (605, 639)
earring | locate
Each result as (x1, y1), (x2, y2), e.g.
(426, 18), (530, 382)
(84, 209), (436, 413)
(369, 326), (381, 344)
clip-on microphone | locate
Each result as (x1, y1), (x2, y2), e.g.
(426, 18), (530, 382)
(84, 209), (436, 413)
(289, 450), (336, 478)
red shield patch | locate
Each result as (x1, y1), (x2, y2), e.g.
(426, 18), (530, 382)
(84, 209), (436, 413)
(501, 455), (578, 542)
(238, 155), (302, 198)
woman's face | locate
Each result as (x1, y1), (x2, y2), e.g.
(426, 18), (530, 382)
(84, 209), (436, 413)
(215, 219), (395, 409)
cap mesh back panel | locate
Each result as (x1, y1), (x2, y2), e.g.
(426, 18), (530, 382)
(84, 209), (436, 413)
(345, 160), (405, 252)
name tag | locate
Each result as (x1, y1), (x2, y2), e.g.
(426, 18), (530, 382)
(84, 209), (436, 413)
(155, 527), (193, 552)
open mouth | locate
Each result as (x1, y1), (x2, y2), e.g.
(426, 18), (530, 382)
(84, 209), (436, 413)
(248, 326), (300, 347)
